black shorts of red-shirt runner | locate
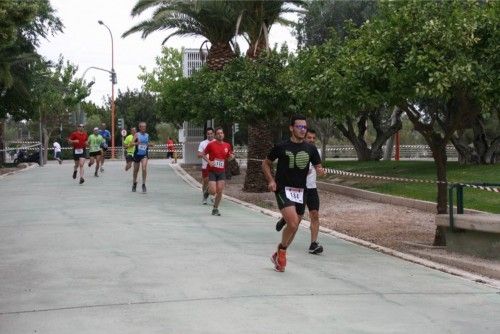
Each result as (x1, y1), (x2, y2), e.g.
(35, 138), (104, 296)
(73, 148), (86, 161)
(275, 188), (307, 216)
(209, 171), (226, 182)
(306, 188), (320, 211)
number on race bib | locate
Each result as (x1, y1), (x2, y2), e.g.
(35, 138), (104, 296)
(138, 144), (148, 151)
(285, 187), (304, 204)
(214, 159), (225, 168)
(74, 148), (83, 154)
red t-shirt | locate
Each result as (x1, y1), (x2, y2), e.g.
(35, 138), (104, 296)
(69, 131), (88, 149)
(167, 139), (174, 152)
(204, 141), (232, 173)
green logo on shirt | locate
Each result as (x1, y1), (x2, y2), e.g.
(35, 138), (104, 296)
(285, 150), (309, 169)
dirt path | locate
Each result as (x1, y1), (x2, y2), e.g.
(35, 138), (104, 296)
(183, 165), (500, 280)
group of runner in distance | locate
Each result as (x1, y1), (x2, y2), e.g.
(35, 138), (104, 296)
(68, 114), (325, 272)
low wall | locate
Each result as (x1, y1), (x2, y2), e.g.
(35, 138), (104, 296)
(436, 214), (500, 260)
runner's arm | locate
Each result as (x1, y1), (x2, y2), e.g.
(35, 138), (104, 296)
(262, 158), (276, 192)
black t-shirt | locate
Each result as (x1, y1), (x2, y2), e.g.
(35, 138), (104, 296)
(267, 139), (321, 191)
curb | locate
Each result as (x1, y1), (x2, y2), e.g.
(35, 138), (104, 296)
(171, 164), (500, 290)
(0, 163), (38, 180)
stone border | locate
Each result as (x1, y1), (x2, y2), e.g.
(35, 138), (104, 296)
(0, 163), (38, 180)
(317, 181), (483, 214)
(171, 164), (500, 289)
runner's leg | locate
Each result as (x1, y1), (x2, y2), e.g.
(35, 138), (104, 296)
(280, 206), (301, 248)
(309, 210), (320, 243)
(141, 158), (148, 184)
(78, 157), (85, 180)
(213, 180), (224, 208)
(133, 161), (140, 184)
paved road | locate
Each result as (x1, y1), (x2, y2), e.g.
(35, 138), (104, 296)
(1, 161), (499, 333)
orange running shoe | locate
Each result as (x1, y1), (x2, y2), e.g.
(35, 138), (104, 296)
(271, 249), (287, 272)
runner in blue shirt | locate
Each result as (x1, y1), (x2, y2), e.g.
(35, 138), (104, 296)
(132, 122), (152, 193)
(99, 123), (111, 172)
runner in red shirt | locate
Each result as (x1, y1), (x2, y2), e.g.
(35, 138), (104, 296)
(68, 123), (88, 184)
(203, 127), (235, 216)
(166, 137), (175, 161)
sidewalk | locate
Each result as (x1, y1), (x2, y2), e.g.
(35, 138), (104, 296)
(0, 160), (499, 333)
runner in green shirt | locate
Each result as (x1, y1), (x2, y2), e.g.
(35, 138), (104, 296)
(123, 127), (136, 171)
(86, 127), (104, 177)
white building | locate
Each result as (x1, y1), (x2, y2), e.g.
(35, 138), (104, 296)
(181, 48), (209, 164)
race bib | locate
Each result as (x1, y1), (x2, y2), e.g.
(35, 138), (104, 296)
(285, 187), (304, 204)
(138, 144), (148, 151)
(214, 159), (225, 168)
(74, 148), (83, 154)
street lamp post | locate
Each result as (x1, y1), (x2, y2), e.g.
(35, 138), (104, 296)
(98, 20), (116, 159)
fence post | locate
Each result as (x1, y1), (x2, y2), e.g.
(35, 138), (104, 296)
(448, 184), (455, 231)
(457, 185), (464, 214)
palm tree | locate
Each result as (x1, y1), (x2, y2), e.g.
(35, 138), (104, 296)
(123, 0), (240, 71)
(237, 1), (304, 192)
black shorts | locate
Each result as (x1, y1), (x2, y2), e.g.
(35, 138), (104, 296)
(208, 171), (226, 182)
(133, 154), (148, 163)
(55, 152), (62, 159)
(306, 188), (320, 211)
(126, 154), (134, 162)
(73, 149), (86, 160)
(166, 152), (174, 158)
(89, 151), (102, 157)
(275, 188), (306, 216)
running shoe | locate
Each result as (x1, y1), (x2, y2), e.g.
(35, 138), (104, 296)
(202, 198), (208, 205)
(271, 249), (287, 272)
(309, 241), (324, 255)
(72, 170), (77, 179)
(79, 177), (84, 185)
(88, 162), (92, 167)
(94, 171), (99, 177)
(132, 182), (137, 192)
(212, 208), (221, 216)
(100, 167), (104, 172)
(142, 184), (147, 193)
(275, 217), (286, 232)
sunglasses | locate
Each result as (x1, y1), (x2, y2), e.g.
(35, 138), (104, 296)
(294, 125), (308, 131)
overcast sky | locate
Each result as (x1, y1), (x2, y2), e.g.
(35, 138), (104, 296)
(38, 0), (298, 106)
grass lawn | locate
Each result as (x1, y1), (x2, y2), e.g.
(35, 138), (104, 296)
(323, 160), (500, 213)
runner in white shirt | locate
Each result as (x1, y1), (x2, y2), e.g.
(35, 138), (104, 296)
(197, 127), (215, 205)
(275, 128), (324, 254)
(53, 141), (62, 164)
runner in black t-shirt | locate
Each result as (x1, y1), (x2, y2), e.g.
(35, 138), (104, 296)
(262, 115), (325, 272)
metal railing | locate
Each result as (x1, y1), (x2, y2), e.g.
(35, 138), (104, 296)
(448, 183), (500, 231)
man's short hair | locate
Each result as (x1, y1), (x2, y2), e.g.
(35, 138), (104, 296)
(206, 127), (214, 133)
(307, 128), (316, 135)
(214, 127), (223, 134)
(290, 114), (306, 126)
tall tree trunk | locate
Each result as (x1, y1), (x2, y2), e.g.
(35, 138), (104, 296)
(206, 42), (236, 71)
(429, 136), (448, 246)
(383, 107), (402, 160)
(243, 119), (273, 192)
(484, 136), (500, 164)
(450, 132), (479, 165)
